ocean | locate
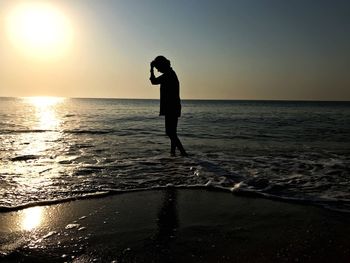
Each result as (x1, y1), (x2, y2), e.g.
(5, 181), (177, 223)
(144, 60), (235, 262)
(1, 97), (349, 212)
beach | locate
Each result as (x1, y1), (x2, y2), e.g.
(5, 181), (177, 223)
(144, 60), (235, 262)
(1, 189), (349, 262)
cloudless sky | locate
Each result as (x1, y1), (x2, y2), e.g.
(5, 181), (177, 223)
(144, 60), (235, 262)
(0, 0), (349, 100)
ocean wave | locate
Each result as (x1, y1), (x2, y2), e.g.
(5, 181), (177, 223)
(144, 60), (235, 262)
(11, 155), (41, 161)
(1, 183), (350, 213)
(63, 129), (113, 135)
(0, 129), (54, 134)
(2, 150), (350, 213)
(0, 128), (138, 135)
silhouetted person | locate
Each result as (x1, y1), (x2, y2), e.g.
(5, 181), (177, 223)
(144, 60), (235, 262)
(150, 56), (188, 156)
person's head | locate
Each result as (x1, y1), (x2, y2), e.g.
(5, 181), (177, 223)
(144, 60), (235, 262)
(152, 56), (171, 73)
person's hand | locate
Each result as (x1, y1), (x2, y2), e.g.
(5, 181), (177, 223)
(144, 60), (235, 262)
(150, 61), (155, 69)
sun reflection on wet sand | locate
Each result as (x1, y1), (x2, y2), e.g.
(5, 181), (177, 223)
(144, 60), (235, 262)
(21, 206), (44, 231)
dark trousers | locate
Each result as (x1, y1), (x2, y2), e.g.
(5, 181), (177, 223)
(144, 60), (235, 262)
(165, 115), (186, 154)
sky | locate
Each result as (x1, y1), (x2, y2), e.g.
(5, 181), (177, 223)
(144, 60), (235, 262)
(0, 0), (349, 100)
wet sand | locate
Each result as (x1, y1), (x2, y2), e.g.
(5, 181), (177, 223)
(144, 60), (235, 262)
(0, 189), (349, 262)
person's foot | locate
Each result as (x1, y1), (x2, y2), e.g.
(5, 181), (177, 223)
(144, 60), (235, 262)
(170, 152), (176, 157)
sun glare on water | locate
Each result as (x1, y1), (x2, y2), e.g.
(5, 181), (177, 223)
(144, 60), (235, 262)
(23, 96), (65, 130)
(24, 96), (65, 108)
(18, 97), (64, 157)
(6, 2), (73, 58)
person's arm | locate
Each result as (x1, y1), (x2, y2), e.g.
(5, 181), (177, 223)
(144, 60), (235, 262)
(150, 62), (162, 85)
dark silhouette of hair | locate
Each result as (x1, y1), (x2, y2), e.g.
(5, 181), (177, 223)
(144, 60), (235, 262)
(152, 56), (171, 69)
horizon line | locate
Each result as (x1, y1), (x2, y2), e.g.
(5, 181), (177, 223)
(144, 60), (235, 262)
(0, 96), (349, 103)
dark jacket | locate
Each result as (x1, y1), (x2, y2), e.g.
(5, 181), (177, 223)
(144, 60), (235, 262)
(150, 68), (181, 117)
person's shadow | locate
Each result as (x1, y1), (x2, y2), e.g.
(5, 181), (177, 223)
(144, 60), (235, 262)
(153, 188), (179, 262)
(134, 188), (179, 262)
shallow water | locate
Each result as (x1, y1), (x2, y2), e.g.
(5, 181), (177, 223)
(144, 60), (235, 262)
(1, 97), (350, 211)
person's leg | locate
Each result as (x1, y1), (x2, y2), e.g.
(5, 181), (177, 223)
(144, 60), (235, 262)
(175, 137), (187, 156)
(165, 116), (187, 156)
(165, 116), (176, 155)
(171, 117), (187, 156)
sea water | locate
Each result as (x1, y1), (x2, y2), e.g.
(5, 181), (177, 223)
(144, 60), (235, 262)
(0, 97), (349, 211)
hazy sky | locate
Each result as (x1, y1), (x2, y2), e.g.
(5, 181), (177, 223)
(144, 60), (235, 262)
(0, 0), (349, 100)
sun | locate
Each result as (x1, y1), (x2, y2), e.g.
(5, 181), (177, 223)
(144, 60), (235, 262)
(6, 2), (73, 59)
